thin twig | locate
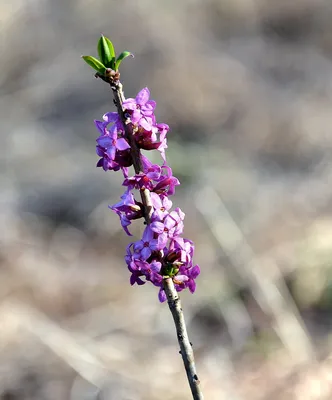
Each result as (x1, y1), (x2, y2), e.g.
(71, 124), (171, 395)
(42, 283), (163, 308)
(163, 278), (204, 400)
(97, 72), (204, 399)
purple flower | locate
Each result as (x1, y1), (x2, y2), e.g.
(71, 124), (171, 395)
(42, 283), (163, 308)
(137, 116), (156, 132)
(122, 87), (156, 125)
(125, 244), (146, 285)
(156, 262), (200, 302)
(124, 156), (180, 196)
(144, 260), (163, 285)
(169, 208), (185, 236)
(172, 237), (195, 267)
(97, 125), (130, 161)
(95, 115), (132, 173)
(103, 112), (121, 125)
(96, 146), (119, 171)
(157, 123), (169, 141)
(121, 89), (169, 158)
(134, 121), (169, 159)
(110, 190), (143, 235)
(150, 192), (172, 221)
(129, 267), (146, 286)
(134, 125), (159, 150)
(150, 210), (184, 248)
(178, 264), (200, 293)
(96, 147), (132, 175)
(188, 265), (200, 293)
(173, 274), (189, 292)
(95, 112), (122, 136)
(133, 226), (160, 260)
(156, 123), (169, 160)
(123, 164), (162, 191)
(153, 165), (180, 196)
(164, 237), (194, 269)
(125, 243), (163, 286)
(94, 119), (108, 136)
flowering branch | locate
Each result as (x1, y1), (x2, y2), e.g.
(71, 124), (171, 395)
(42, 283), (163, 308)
(107, 76), (154, 222)
(83, 36), (204, 400)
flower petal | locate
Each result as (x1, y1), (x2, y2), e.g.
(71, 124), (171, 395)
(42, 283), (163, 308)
(190, 265), (200, 279)
(188, 279), (196, 293)
(141, 246), (152, 260)
(116, 138), (130, 151)
(136, 87), (150, 105)
(164, 216), (176, 230)
(157, 232), (168, 248)
(150, 261), (162, 273)
(134, 241), (144, 252)
(139, 117), (153, 131)
(106, 145), (116, 160)
(150, 239), (161, 251)
(97, 136), (113, 148)
(94, 120), (106, 134)
(131, 109), (141, 123)
(158, 288), (167, 303)
(144, 100), (156, 111)
(175, 275), (189, 283)
(150, 192), (162, 209)
(142, 226), (154, 241)
(122, 99), (136, 110)
(103, 112), (119, 123)
(162, 196), (173, 210)
(150, 221), (164, 234)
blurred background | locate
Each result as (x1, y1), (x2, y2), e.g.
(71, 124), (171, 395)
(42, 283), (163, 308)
(1, 0), (332, 398)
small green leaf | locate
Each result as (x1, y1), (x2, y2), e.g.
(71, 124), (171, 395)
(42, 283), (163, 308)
(97, 35), (116, 68)
(82, 56), (106, 74)
(115, 51), (134, 71)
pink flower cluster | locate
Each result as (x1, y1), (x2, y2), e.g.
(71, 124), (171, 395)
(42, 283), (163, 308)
(95, 88), (200, 301)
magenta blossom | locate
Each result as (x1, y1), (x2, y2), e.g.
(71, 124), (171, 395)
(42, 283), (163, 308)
(150, 209), (185, 248)
(150, 192), (172, 221)
(94, 87), (200, 302)
(133, 226), (160, 260)
(123, 164), (162, 191)
(110, 190), (143, 235)
(122, 87), (156, 125)
(95, 114), (132, 174)
(97, 125), (130, 161)
(153, 165), (180, 196)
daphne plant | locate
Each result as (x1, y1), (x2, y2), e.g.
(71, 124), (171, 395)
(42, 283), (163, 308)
(82, 36), (204, 400)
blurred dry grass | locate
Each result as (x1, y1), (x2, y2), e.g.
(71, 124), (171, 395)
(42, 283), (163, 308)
(1, 0), (332, 398)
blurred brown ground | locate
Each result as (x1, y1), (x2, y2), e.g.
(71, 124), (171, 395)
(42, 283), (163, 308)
(1, 0), (332, 399)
